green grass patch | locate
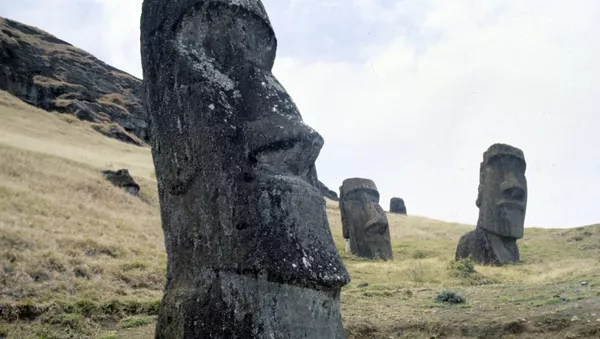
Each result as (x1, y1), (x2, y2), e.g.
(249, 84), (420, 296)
(119, 315), (155, 329)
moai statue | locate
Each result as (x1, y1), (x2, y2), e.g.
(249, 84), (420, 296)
(141, 1), (350, 338)
(456, 144), (527, 265)
(389, 197), (407, 214)
(339, 178), (393, 260)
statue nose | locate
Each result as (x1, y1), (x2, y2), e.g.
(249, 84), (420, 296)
(364, 201), (388, 232)
(500, 176), (525, 201)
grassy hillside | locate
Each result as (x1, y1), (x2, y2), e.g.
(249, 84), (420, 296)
(1, 90), (599, 338)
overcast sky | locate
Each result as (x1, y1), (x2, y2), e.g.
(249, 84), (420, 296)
(2, 0), (600, 228)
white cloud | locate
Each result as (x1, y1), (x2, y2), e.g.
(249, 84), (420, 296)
(94, 0), (143, 77)
(274, 0), (600, 227)
(3, 0), (600, 228)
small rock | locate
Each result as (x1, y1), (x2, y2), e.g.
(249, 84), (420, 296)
(357, 282), (369, 288)
(5, 253), (16, 263)
(574, 289), (581, 293)
(519, 318), (527, 323)
(596, 318), (600, 322)
(571, 316), (580, 322)
(101, 169), (140, 196)
(74, 267), (90, 279)
(591, 313), (596, 317)
(581, 281), (588, 286)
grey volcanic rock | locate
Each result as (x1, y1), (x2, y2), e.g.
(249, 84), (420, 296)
(101, 169), (140, 196)
(141, 0), (350, 338)
(318, 180), (339, 201)
(456, 143), (527, 265)
(390, 197), (407, 214)
(339, 178), (393, 260)
(0, 17), (148, 145)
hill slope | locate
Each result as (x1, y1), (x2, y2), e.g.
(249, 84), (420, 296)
(1, 90), (599, 338)
(0, 17), (148, 145)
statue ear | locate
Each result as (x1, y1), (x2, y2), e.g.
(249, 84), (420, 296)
(476, 162), (485, 208)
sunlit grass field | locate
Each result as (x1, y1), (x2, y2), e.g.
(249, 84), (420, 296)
(1, 90), (599, 338)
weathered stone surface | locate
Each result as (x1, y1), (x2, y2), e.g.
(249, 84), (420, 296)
(101, 169), (140, 196)
(0, 17), (148, 145)
(456, 143), (527, 265)
(141, 0), (350, 338)
(318, 180), (339, 201)
(390, 197), (407, 214)
(339, 178), (393, 260)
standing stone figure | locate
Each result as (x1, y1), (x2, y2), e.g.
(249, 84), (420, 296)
(455, 144), (527, 265)
(141, 1), (350, 338)
(389, 197), (407, 214)
(339, 178), (393, 260)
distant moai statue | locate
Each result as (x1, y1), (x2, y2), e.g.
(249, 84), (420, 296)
(141, 0), (350, 337)
(339, 178), (393, 260)
(390, 197), (407, 214)
(455, 144), (527, 265)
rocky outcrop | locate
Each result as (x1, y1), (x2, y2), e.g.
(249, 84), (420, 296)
(0, 17), (148, 145)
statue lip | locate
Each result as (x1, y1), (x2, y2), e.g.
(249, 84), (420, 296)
(497, 200), (525, 213)
(254, 166), (321, 194)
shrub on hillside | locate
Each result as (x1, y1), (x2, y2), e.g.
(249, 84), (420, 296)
(434, 290), (465, 304)
(447, 257), (476, 277)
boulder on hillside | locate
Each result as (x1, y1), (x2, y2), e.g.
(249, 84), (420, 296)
(101, 169), (140, 196)
(0, 17), (148, 146)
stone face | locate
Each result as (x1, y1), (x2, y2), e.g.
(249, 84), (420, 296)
(339, 178), (393, 260)
(101, 169), (140, 196)
(0, 17), (148, 145)
(456, 143), (527, 265)
(390, 197), (407, 214)
(141, 1), (349, 338)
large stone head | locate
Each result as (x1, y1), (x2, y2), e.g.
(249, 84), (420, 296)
(141, 0), (348, 290)
(476, 143), (527, 239)
(389, 197), (407, 215)
(339, 178), (392, 260)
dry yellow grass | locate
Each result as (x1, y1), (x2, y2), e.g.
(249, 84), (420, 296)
(0, 91), (154, 180)
(1, 90), (599, 338)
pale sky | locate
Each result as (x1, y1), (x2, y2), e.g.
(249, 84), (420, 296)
(2, 0), (600, 228)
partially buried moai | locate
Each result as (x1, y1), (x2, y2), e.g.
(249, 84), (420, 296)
(455, 144), (527, 265)
(141, 1), (350, 338)
(390, 197), (407, 214)
(339, 178), (393, 260)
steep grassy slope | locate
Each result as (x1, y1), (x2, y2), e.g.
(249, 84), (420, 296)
(0, 90), (599, 338)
